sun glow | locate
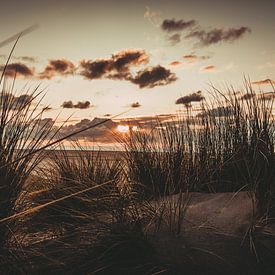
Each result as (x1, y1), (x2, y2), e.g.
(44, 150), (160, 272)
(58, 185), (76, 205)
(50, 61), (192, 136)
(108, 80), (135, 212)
(117, 125), (129, 133)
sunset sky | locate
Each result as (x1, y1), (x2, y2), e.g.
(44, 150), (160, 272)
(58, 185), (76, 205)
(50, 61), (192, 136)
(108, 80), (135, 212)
(0, 0), (275, 141)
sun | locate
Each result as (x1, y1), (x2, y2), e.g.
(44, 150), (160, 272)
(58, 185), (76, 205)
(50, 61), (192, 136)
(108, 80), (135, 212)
(117, 125), (129, 133)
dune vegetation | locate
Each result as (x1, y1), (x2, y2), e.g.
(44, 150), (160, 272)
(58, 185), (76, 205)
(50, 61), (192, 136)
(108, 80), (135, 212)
(0, 52), (275, 274)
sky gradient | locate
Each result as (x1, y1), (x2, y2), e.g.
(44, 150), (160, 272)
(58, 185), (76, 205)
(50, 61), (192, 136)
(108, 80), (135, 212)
(0, 0), (275, 141)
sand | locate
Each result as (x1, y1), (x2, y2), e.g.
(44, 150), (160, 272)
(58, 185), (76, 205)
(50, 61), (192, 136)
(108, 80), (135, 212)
(147, 192), (275, 274)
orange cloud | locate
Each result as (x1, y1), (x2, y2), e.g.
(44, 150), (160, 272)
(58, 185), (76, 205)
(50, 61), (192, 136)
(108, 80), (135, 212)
(80, 49), (149, 80)
(39, 59), (76, 79)
(202, 65), (215, 72)
(169, 61), (182, 66)
(251, 78), (275, 85)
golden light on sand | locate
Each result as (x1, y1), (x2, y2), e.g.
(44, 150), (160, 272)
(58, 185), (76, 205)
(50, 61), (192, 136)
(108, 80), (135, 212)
(117, 125), (129, 133)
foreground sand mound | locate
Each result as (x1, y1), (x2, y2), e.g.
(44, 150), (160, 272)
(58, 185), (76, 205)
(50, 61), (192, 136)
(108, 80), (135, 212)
(184, 192), (254, 234)
(148, 192), (275, 274)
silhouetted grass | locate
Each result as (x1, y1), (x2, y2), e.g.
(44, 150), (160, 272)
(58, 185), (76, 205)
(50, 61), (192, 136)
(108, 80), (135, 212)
(0, 82), (59, 270)
(123, 81), (275, 218)
(28, 144), (123, 232)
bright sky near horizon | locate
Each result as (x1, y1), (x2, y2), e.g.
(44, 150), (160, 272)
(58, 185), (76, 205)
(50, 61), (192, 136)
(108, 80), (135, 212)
(0, 0), (275, 127)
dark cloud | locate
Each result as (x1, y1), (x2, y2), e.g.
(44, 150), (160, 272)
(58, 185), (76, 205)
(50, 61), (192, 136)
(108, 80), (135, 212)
(61, 101), (74, 108)
(202, 65), (215, 71)
(35, 118), (55, 130)
(74, 101), (91, 109)
(59, 118), (118, 143)
(251, 78), (275, 85)
(0, 93), (34, 109)
(131, 102), (141, 108)
(39, 59), (76, 79)
(186, 26), (251, 47)
(118, 114), (181, 130)
(14, 94), (34, 105)
(0, 63), (34, 78)
(80, 59), (112, 79)
(240, 92), (275, 101)
(183, 54), (210, 62)
(198, 106), (235, 117)
(130, 65), (177, 88)
(61, 100), (91, 109)
(168, 33), (181, 45)
(112, 50), (149, 72)
(161, 19), (197, 32)
(80, 49), (149, 80)
(175, 91), (204, 106)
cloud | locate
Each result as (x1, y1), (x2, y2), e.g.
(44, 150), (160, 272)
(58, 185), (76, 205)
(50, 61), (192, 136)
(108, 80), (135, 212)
(130, 65), (177, 88)
(183, 54), (210, 63)
(198, 106), (235, 117)
(169, 61), (182, 66)
(131, 102), (141, 108)
(161, 19), (197, 32)
(61, 101), (74, 108)
(144, 6), (162, 27)
(182, 54), (197, 62)
(80, 59), (112, 79)
(240, 92), (275, 101)
(61, 100), (91, 109)
(17, 56), (37, 63)
(80, 49), (149, 81)
(175, 91), (204, 106)
(39, 59), (76, 79)
(14, 94), (34, 105)
(202, 65), (215, 72)
(59, 118), (118, 143)
(111, 49), (149, 77)
(251, 78), (275, 85)
(118, 114), (182, 130)
(260, 92), (275, 101)
(186, 26), (251, 47)
(0, 63), (34, 78)
(74, 101), (91, 109)
(168, 33), (181, 45)
(0, 93), (34, 109)
(1, 55), (37, 63)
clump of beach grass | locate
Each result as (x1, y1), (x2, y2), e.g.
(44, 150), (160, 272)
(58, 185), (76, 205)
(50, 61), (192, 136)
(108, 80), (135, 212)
(123, 80), (275, 219)
(0, 77), (59, 270)
(28, 143), (124, 232)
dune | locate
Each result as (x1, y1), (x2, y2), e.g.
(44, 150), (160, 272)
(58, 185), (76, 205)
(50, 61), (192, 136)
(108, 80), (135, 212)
(147, 192), (275, 274)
